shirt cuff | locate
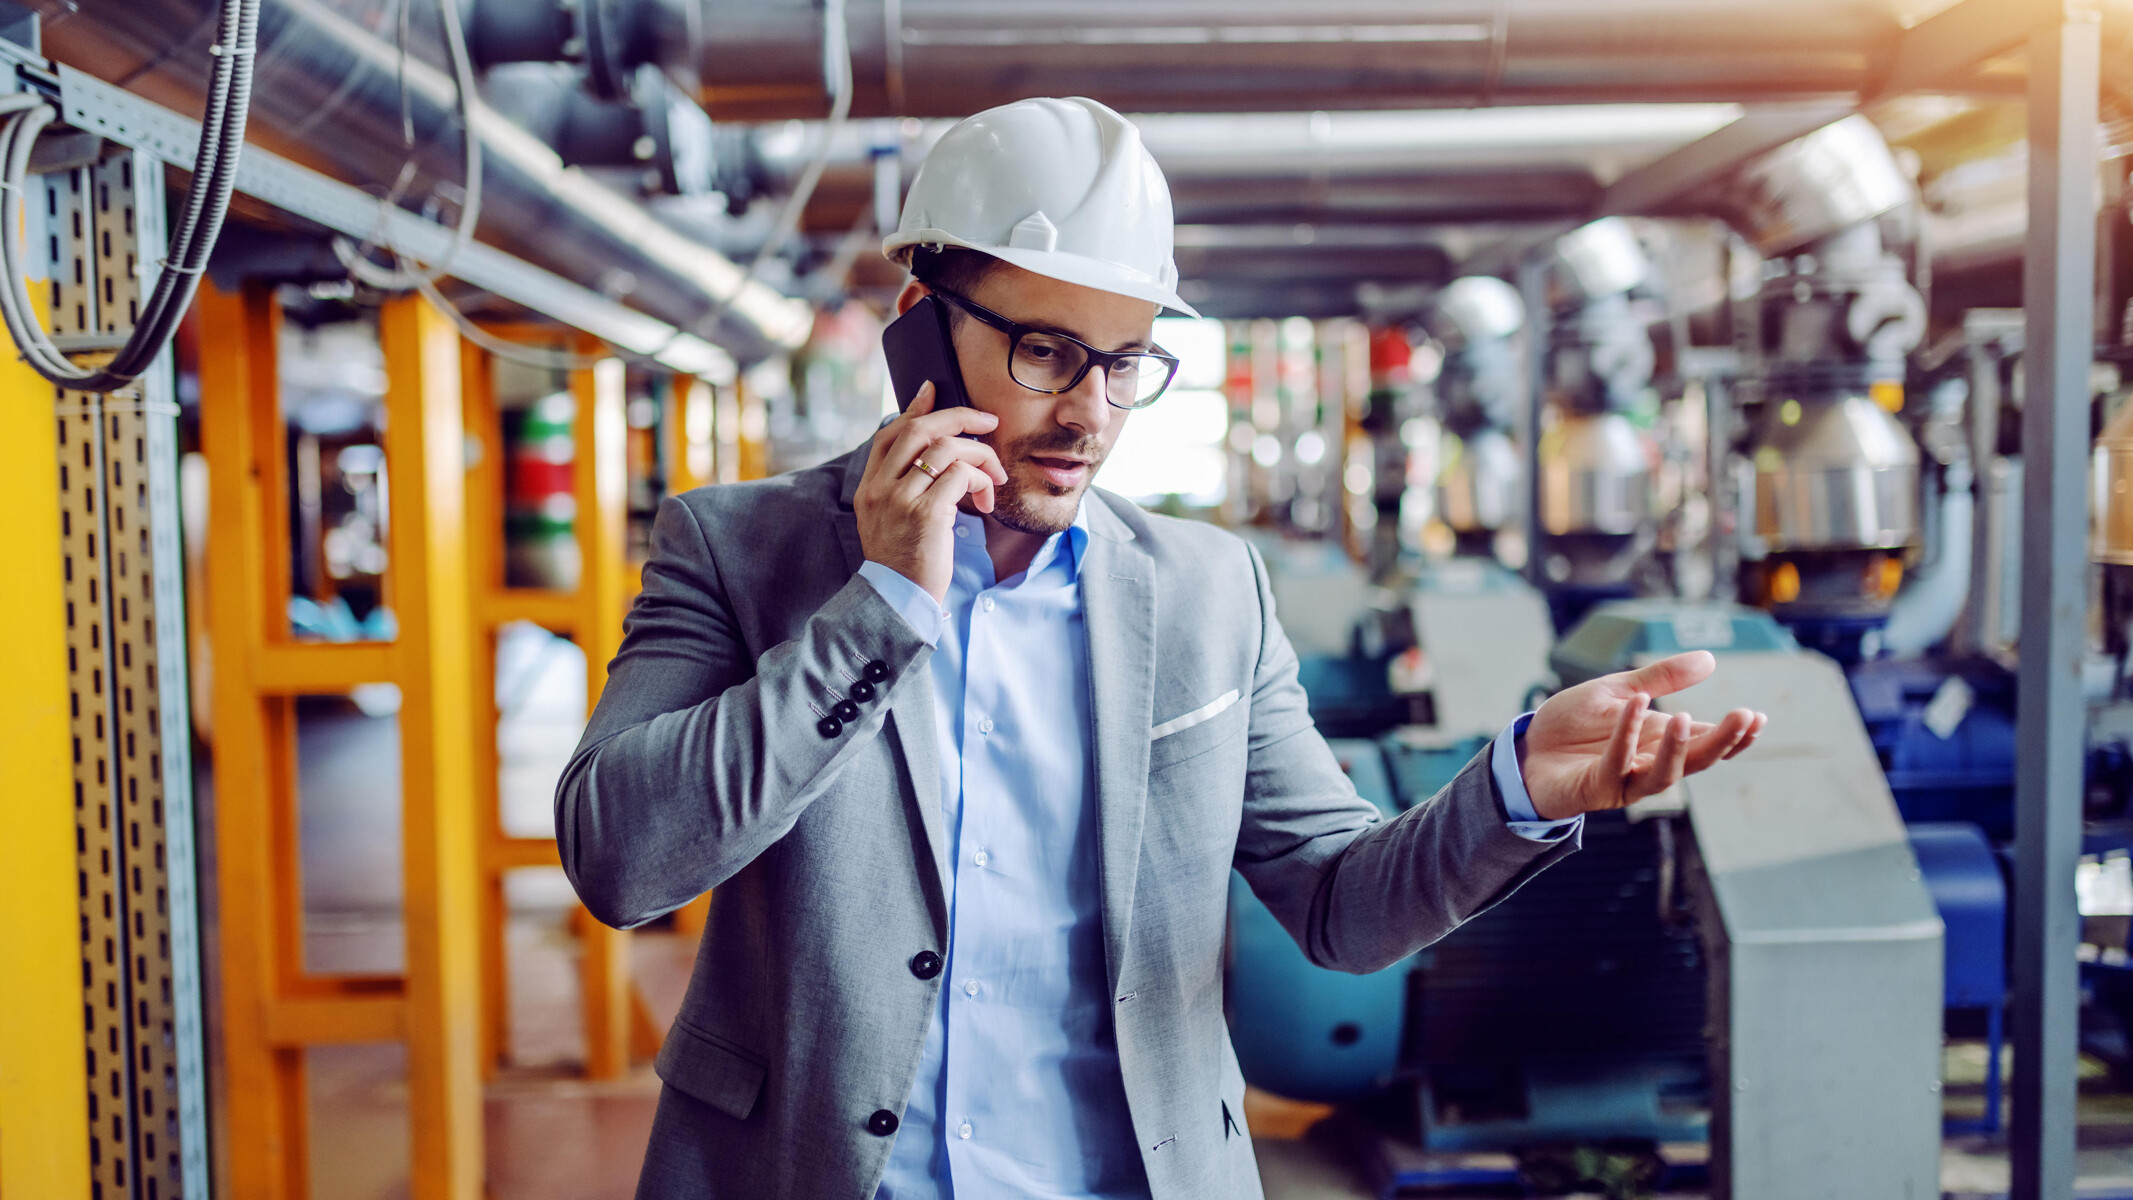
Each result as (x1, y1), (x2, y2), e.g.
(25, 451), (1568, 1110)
(858, 561), (948, 647)
(1493, 712), (1582, 843)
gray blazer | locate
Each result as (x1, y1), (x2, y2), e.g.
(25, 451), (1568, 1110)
(556, 443), (1578, 1199)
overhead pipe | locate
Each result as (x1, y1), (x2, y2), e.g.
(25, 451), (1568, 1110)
(32, 0), (812, 359)
(694, 0), (1915, 120)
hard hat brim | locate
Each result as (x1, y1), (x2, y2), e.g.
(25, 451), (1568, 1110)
(884, 230), (1201, 319)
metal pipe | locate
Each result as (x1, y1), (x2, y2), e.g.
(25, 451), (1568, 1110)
(697, 0), (1913, 120)
(2011, 9), (2101, 1199)
(31, 0), (810, 358)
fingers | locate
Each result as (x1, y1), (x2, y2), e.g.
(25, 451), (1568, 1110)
(1597, 692), (1650, 797)
(864, 382), (1000, 491)
(1681, 708), (1756, 775)
(1626, 711), (1694, 801)
(863, 381), (932, 478)
(893, 437), (1004, 510)
(921, 461), (991, 519)
(1723, 711), (1769, 759)
(1619, 651), (1718, 700)
(907, 376), (937, 417)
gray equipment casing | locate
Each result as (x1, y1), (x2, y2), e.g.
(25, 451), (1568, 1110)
(1672, 651), (1943, 1200)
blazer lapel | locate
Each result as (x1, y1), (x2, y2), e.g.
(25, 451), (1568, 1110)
(1079, 496), (1157, 993)
(833, 447), (951, 935)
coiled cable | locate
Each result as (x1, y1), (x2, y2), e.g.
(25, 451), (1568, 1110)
(0, 0), (260, 392)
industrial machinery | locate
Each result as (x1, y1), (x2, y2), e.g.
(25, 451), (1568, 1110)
(1533, 218), (1661, 632)
(1432, 275), (1529, 565)
(1724, 116), (1928, 664)
(1226, 112), (2051, 1198)
(1232, 596), (1955, 1196)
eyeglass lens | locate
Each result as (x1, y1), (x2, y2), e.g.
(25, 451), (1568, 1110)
(1009, 332), (1171, 406)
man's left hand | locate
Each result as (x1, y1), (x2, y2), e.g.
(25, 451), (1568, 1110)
(1519, 650), (1768, 821)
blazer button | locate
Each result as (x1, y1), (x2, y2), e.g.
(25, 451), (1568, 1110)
(849, 679), (877, 703)
(909, 950), (942, 980)
(817, 716), (843, 740)
(863, 660), (890, 683)
(867, 1108), (899, 1136)
(832, 699), (861, 723)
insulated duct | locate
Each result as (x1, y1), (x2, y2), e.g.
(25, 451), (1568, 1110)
(696, 0), (1921, 120)
(33, 0), (812, 359)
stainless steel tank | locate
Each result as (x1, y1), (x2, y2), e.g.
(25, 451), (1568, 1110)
(1438, 427), (1521, 533)
(2094, 393), (2133, 565)
(1539, 412), (1649, 536)
(1745, 394), (1919, 552)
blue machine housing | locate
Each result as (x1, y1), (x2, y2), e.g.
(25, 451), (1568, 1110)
(1847, 656), (2020, 841)
(1227, 738), (1411, 1101)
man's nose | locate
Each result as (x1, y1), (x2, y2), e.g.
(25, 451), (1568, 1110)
(1052, 364), (1111, 436)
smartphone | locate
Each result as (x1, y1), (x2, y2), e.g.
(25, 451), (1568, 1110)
(882, 294), (974, 415)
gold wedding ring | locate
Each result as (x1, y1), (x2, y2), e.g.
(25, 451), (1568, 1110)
(912, 457), (942, 480)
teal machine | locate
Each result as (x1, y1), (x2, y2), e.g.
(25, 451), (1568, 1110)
(1226, 599), (1948, 1199)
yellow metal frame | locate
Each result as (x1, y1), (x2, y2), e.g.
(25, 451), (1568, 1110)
(198, 283), (484, 1200)
(658, 372), (716, 938)
(463, 334), (662, 1078)
(0, 294), (91, 1200)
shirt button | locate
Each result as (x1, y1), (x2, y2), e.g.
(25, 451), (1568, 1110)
(954, 525), (968, 539)
(978, 718), (994, 735)
(973, 849), (989, 867)
(963, 980), (979, 997)
(958, 1122), (974, 1140)
(981, 595), (995, 612)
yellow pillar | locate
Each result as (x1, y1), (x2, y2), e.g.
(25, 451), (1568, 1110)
(0, 303), (90, 1200)
(380, 295), (485, 1200)
(572, 352), (636, 1080)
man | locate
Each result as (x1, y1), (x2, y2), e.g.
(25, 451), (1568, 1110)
(556, 97), (1767, 1200)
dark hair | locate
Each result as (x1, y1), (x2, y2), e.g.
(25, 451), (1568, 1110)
(907, 245), (1002, 300)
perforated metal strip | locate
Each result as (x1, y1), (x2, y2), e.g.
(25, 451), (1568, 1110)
(51, 144), (210, 1200)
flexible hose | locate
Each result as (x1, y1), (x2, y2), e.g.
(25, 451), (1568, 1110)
(331, 0), (483, 291)
(0, 0), (260, 392)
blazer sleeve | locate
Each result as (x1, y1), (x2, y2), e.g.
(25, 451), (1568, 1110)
(1231, 543), (1580, 974)
(554, 494), (935, 929)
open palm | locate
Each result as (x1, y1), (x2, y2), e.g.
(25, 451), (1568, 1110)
(1520, 651), (1768, 821)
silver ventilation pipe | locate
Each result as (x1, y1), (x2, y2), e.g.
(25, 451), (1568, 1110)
(696, 0), (1915, 120)
(32, 0), (813, 359)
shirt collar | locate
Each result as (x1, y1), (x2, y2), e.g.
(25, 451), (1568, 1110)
(951, 499), (1089, 585)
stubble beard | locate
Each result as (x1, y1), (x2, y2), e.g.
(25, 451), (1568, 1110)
(986, 430), (1108, 536)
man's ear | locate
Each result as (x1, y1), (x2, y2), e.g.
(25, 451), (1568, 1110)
(894, 279), (932, 317)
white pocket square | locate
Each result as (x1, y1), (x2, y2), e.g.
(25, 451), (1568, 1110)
(1149, 689), (1240, 740)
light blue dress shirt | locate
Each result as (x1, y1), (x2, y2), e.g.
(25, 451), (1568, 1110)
(860, 511), (1575, 1199)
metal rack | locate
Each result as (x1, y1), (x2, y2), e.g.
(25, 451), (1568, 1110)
(462, 332), (650, 1080)
(199, 283), (486, 1199)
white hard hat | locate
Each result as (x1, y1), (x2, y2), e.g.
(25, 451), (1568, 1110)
(884, 97), (1199, 317)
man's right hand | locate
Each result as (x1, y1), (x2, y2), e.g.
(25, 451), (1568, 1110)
(854, 382), (1008, 602)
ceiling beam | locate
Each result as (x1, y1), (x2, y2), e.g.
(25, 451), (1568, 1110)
(1593, 101), (1856, 219)
(1873, 0), (2053, 100)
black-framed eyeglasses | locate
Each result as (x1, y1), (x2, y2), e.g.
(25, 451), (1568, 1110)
(930, 286), (1181, 410)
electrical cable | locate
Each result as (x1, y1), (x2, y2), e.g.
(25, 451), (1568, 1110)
(412, 270), (611, 370)
(331, 0), (482, 291)
(0, 0), (260, 392)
